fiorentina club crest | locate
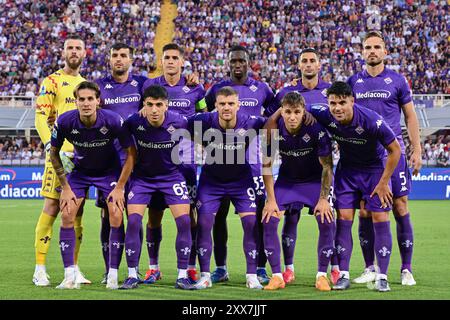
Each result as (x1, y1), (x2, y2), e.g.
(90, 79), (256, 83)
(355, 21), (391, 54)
(131, 80), (138, 87)
(321, 89), (327, 97)
(384, 77), (392, 84)
(355, 126), (364, 135)
(100, 126), (109, 135)
(302, 133), (311, 143)
(249, 85), (258, 92)
(237, 128), (247, 136)
(167, 125), (176, 134)
(182, 86), (190, 93)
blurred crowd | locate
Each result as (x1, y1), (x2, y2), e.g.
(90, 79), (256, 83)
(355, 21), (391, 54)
(174, 0), (448, 92)
(0, 0), (160, 96)
(0, 136), (45, 160)
(422, 135), (450, 167)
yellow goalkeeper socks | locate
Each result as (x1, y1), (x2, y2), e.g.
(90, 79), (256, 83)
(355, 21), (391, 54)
(35, 212), (56, 265)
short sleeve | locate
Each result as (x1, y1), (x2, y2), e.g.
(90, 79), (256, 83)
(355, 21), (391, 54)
(316, 125), (332, 157)
(374, 116), (396, 147)
(397, 75), (413, 106)
(50, 120), (65, 149)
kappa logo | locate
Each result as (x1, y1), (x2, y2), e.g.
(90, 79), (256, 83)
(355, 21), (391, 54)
(355, 126), (364, 135)
(376, 119), (383, 128)
(302, 133), (311, 143)
(180, 247), (191, 255)
(257, 190), (264, 196)
(105, 83), (113, 89)
(378, 246), (391, 257)
(384, 77), (392, 85)
(400, 185), (408, 192)
(274, 135), (285, 141)
(181, 194), (189, 200)
(128, 191), (134, 200)
(318, 131), (325, 139)
(100, 126), (109, 135)
(167, 125), (176, 134)
(249, 202), (256, 208)
(131, 80), (138, 87)
(125, 249), (136, 256)
(182, 86), (190, 93)
(356, 78), (364, 84)
(137, 125), (146, 131)
(283, 236), (294, 248)
(147, 242), (155, 248)
(197, 248), (207, 256)
(249, 84), (258, 92)
(59, 241), (69, 251)
(62, 81), (69, 87)
(329, 122), (337, 128)
(248, 250), (258, 259)
(402, 240), (413, 248)
(71, 129), (80, 135)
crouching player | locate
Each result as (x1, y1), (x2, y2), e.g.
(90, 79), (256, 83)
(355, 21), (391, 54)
(50, 81), (135, 289)
(310, 81), (401, 292)
(191, 86), (282, 290)
(263, 92), (336, 291)
(120, 85), (194, 290)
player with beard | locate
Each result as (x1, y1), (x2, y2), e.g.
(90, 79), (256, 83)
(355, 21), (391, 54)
(95, 43), (147, 284)
(33, 35), (91, 286)
(204, 46), (275, 285)
(348, 31), (421, 286)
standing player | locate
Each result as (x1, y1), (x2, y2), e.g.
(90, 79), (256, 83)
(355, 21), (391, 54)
(262, 92), (335, 291)
(310, 81), (401, 292)
(264, 48), (340, 284)
(348, 31), (421, 285)
(120, 85), (194, 290)
(50, 81), (135, 289)
(33, 35), (90, 286)
(204, 45), (275, 284)
(140, 43), (206, 284)
(192, 87), (283, 290)
(95, 43), (147, 284)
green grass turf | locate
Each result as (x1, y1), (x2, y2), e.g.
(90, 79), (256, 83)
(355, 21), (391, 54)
(0, 199), (449, 300)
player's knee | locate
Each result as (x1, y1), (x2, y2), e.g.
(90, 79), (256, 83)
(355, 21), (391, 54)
(393, 197), (408, 217)
(148, 210), (163, 228)
(371, 211), (390, 223)
(109, 212), (122, 228)
(61, 213), (75, 228)
(358, 208), (371, 218)
(43, 198), (59, 216)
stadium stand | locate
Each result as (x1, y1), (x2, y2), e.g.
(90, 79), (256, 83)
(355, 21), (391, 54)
(173, 0), (448, 93)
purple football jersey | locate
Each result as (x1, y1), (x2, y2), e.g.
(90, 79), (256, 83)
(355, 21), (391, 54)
(276, 117), (332, 182)
(310, 104), (396, 172)
(124, 111), (188, 178)
(143, 76), (206, 117)
(51, 109), (132, 176)
(205, 77), (274, 117)
(96, 74), (147, 120)
(188, 112), (266, 182)
(348, 68), (413, 153)
(265, 79), (331, 116)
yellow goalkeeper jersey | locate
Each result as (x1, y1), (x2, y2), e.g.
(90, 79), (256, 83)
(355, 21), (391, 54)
(35, 69), (85, 152)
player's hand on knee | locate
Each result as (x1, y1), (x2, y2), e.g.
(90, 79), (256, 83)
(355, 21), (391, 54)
(314, 198), (334, 223)
(370, 182), (393, 209)
(262, 199), (279, 223)
(60, 187), (77, 216)
(107, 187), (125, 213)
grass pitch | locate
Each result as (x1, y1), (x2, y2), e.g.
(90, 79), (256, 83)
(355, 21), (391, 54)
(0, 200), (449, 300)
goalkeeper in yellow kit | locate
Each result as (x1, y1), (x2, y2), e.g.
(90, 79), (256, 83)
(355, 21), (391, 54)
(33, 35), (91, 286)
